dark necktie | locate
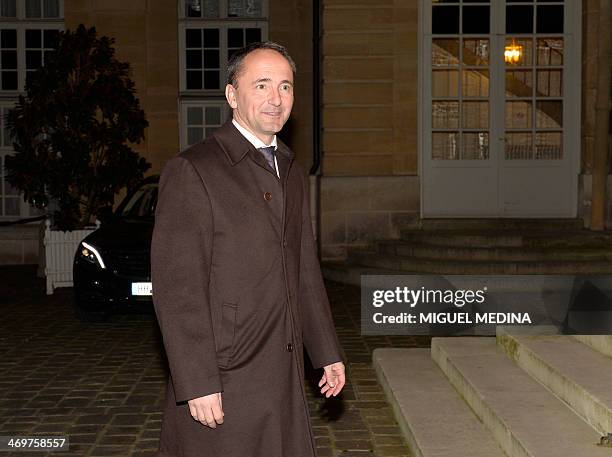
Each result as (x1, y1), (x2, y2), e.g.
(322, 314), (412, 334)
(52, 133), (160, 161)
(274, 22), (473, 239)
(259, 146), (277, 174)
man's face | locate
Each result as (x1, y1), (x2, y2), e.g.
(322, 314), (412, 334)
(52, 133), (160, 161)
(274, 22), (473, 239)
(225, 49), (294, 144)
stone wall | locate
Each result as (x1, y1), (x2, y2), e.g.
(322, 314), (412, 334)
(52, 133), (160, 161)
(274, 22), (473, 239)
(320, 0), (419, 259)
(578, 175), (612, 229)
(581, 0), (610, 174)
(320, 176), (419, 260)
(321, 0), (418, 176)
(580, 0), (612, 227)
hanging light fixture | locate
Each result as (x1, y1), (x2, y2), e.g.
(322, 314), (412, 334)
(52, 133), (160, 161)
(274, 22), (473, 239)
(504, 39), (522, 64)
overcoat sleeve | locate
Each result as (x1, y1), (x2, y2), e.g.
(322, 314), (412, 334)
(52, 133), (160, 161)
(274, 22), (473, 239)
(298, 174), (344, 369)
(151, 155), (222, 403)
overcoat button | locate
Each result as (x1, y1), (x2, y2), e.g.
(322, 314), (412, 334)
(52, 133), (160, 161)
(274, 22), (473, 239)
(286, 343), (293, 352)
(264, 192), (272, 201)
(283, 239), (287, 247)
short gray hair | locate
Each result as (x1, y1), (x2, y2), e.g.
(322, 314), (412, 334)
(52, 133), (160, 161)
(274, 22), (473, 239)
(227, 41), (296, 88)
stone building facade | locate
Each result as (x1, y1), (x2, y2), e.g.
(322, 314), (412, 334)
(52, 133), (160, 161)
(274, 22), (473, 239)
(0, 0), (610, 264)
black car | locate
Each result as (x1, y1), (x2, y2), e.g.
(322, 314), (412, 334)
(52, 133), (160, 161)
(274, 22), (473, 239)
(73, 175), (159, 321)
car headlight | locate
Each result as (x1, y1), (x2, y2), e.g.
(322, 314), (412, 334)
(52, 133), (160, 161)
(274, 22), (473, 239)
(79, 242), (106, 269)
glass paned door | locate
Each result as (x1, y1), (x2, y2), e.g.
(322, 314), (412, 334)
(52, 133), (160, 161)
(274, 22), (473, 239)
(499, 0), (576, 216)
(431, 4), (490, 161)
(421, 0), (579, 218)
(423, 0), (498, 216)
(432, 39), (491, 160)
(504, 5), (564, 161)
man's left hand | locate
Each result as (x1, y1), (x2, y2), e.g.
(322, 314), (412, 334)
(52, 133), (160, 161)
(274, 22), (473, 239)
(319, 361), (346, 398)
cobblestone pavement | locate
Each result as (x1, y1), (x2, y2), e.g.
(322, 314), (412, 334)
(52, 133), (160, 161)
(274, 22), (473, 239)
(0, 266), (430, 457)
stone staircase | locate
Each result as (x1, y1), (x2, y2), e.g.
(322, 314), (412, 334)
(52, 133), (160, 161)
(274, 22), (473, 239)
(374, 332), (612, 457)
(322, 219), (612, 285)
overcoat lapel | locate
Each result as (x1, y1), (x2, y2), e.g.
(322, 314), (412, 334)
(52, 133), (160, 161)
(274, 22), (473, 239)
(275, 145), (296, 227)
(213, 120), (293, 241)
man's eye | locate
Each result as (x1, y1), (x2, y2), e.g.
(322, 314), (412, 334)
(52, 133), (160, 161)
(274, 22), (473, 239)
(256, 84), (266, 89)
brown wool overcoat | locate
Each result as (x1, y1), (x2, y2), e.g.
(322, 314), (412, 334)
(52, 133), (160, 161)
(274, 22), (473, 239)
(150, 120), (343, 457)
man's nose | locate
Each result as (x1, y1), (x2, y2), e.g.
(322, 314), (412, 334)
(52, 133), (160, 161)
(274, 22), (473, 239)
(268, 88), (282, 106)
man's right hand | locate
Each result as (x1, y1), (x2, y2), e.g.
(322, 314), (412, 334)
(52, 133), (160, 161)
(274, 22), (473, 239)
(188, 392), (224, 428)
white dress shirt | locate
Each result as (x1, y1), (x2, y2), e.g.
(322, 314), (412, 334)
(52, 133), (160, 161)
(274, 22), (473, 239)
(232, 119), (279, 178)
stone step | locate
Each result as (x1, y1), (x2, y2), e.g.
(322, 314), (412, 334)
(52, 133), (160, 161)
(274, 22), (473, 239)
(399, 229), (612, 249)
(348, 251), (612, 274)
(400, 230), (523, 247)
(376, 241), (612, 262)
(432, 337), (610, 457)
(573, 335), (612, 359)
(413, 218), (584, 231)
(497, 330), (612, 435)
(373, 348), (506, 457)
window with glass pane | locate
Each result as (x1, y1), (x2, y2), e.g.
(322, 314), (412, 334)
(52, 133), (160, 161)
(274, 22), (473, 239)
(0, 0), (16, 18)
(25, 28), (59, 84)
(228, 0), (263, 17)
(184, 0), (263, 18)
(1, 153), (19, 216)
(536, 5), (563, 34)
(506, 4), (533, 34)
(504, 3), (564, 161)
(505, 132), (532, 160)
(431, 1), (490, 160)
(183, 24), (263, 90)
(535, 132), (562, 160)
(462, 5), (489, 34)
(431, 37), (459, 159)
(26, 0), (60, 18)
(185, 0), (219, 18)
(227, 27), (261, 61)
(432, 132), (459, 160)
(186, 28), (221, 90)
(432, 5), (459, 34)
(1, 107), (11, 147)
(186, 104), (225, 146)
(463, 132), (489, 160)
(0, 29), (17, 90)
(180, 0), (266, 91)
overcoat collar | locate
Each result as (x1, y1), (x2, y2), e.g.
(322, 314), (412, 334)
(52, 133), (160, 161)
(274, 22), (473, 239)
(213, 118), (294, 167)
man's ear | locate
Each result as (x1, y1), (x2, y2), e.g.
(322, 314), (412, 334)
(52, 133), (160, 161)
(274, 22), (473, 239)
(225, 84), (238, 109)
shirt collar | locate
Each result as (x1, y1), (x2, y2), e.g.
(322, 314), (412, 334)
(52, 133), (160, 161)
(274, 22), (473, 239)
(232, 118), (277, 151)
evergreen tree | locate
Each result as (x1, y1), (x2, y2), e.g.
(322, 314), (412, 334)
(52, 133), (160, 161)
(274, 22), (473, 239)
(5, 24), (150, 231)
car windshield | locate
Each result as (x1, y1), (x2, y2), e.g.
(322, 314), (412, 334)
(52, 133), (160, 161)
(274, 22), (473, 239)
(118, 182), (158, 219)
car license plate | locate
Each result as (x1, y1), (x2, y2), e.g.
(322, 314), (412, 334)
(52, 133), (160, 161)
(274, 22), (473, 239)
(131, 282), (152, 296)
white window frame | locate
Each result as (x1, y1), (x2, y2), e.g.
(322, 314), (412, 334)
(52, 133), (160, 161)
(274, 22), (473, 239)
(0, 23), (63, 94)
(179, 99), (230, 151)
(0, 107), (22, 218)
(178, 0), (269, 147)
(0, 150), (22, 219)
(0, 0), (64, 20)
(0, 2), (63, 218)
(178, 20), (268, 94)
(0, 103), (43, 219)
(179, 0), (268, 20)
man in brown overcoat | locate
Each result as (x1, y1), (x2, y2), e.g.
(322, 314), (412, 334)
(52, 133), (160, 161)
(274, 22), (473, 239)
(151, 42), (346, 457)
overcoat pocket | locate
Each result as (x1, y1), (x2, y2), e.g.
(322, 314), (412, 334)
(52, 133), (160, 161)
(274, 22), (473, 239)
(217, 302), (237, 368)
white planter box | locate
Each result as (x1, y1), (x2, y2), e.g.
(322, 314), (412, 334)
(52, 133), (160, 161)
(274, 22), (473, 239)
(40, 218), (100, 295)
